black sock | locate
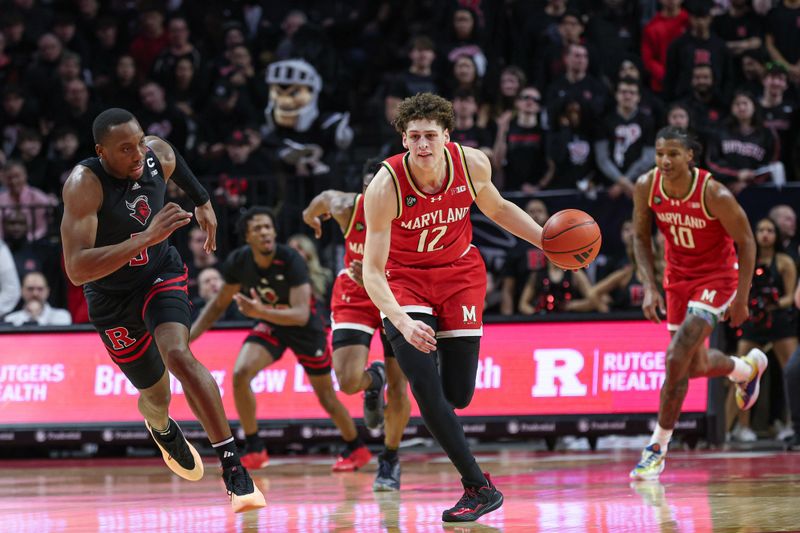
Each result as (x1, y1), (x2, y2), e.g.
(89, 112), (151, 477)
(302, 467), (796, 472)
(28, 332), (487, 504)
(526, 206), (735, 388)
(344, 437), (364, 455)
(212, 437), (241, 469)
(152, 419), (178, 442)
(245, 432), (264, 452)
(381, 447), (398, 463)
(366, 367), (381, 389)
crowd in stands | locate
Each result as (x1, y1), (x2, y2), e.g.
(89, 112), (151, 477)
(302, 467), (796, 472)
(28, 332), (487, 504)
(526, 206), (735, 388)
(0, 0), (797, 320)
(0, 0), (799, 443)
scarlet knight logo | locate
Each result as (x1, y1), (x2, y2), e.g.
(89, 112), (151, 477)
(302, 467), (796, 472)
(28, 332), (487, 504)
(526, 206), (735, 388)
(125, 195), (152, 225)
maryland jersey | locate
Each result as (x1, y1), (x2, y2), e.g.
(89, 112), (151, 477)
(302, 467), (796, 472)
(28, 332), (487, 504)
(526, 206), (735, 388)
(382, 142), (477, 268)
(648, 167), (738, 280)
(80, 149), (169, 293)
(342, 193), (366, 267)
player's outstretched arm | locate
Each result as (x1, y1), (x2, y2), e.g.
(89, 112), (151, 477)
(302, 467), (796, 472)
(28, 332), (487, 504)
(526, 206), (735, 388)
(632, 171), (665, 323)
(467, 146), (543, 248)
(61, 167), (191, 286)
(302, 189), (357, 238)
(189, 282), (241, 342)
(363, 168), (436, 353)
(705, 180), (756, 327)
(147, 136), (217, 253)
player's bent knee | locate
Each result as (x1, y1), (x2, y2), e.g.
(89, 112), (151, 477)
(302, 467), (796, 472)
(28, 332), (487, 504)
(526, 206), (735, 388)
(164, 347), (196, 378)
(139, 384), (171, 410)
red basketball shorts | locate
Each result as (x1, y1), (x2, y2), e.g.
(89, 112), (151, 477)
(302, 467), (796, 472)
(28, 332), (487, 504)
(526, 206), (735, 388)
(330, 272), (382, 335)
(385, 245), (486, 337)
(665, 270), (738, 332)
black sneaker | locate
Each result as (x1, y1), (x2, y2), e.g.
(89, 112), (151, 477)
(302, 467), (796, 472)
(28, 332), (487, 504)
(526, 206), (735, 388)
(145, 418), (204, 481)
(373, 456), (401, 491)
(785, 433), (800, 451)
(363, 361), (386, 430)
(441, 473), (504, 523)
(223, 465), (266, 513)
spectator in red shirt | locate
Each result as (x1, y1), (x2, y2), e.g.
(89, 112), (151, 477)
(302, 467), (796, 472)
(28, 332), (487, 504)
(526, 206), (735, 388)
(641, 0), (689, 93)
(128, 6), (169, 80)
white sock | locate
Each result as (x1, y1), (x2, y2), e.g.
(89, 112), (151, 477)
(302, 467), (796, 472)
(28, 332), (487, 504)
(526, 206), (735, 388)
(728, 356), (754, 383)
(648, 424), (672, 452)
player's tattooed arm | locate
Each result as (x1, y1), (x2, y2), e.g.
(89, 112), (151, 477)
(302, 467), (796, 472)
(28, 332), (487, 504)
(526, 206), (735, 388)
(303, 190), (357, 238)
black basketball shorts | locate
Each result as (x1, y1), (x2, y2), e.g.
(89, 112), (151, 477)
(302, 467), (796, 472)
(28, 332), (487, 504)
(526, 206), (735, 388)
(246, 321), (332, 376)
(85, 262), (191, 389)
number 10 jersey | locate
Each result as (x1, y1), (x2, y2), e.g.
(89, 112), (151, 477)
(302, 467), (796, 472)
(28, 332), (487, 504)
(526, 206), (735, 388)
(648, 166), (738, 282)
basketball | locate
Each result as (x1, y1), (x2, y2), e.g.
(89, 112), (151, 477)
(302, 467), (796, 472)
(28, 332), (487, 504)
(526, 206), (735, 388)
(541, 209), (602, 269)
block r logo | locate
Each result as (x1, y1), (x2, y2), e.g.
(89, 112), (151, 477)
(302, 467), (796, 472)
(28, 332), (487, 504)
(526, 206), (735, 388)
(105, 327), (136, 350)
(531, 349), (588, 397)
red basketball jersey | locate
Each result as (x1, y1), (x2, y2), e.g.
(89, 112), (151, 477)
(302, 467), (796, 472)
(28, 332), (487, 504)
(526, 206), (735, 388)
(648, 166), (738, 280)
(382, 142), (477, 268)
(342, 193), (366, 267)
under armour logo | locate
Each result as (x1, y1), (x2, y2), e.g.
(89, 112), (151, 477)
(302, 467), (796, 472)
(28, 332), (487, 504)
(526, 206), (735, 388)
(430, 195), (443, 202)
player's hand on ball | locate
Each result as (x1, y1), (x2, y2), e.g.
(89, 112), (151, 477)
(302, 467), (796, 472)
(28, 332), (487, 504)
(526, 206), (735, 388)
(399, 316), (437, 353)
(642, 287), (666, 324)
(233, 289), (264, 319)
(724, 295), (749, 328)
(145, 202), (192, 245)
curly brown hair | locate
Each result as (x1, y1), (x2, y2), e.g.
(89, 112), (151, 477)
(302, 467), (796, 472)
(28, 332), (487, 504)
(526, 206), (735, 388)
(393, 92), (455, 134)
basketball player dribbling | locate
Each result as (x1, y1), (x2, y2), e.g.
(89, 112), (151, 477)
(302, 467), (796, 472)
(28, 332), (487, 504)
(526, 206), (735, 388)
(630, 126), (767, 480)
(303, 160), (412, 491)
(61, 108), (264, 511)
(362, 93), (546, 522)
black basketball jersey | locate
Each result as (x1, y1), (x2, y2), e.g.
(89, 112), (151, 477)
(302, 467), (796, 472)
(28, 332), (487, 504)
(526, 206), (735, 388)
(221, 243), (322, 331)
(80, 149), (170, 292)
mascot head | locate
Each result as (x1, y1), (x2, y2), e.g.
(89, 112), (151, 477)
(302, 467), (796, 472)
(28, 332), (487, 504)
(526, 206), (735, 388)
(265, 59), (321, 132)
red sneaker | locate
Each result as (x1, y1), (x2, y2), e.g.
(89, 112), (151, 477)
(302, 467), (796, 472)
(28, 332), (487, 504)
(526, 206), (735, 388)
(332, 446), (372, 472)
(240, 449), (269, 470)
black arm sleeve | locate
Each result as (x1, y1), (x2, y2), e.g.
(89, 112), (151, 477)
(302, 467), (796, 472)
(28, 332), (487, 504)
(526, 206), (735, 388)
(164, 140), (210, 206)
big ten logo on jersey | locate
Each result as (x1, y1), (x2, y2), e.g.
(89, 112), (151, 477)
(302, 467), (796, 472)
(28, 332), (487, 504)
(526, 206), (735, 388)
(104, 327), (136, 350)
(450, 185), (467, 196)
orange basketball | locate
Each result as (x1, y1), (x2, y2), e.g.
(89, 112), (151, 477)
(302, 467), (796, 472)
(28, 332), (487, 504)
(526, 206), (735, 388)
(541, 209), (602, 270)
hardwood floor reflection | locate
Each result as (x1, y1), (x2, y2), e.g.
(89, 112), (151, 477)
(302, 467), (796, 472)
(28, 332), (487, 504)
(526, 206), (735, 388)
(2, 449), (800, 531)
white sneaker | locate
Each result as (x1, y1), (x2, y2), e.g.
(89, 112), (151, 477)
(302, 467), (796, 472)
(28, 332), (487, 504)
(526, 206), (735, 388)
(775, 420), (795, 441)
(731, 425), (757, 443)
(736, 349), (768, 410)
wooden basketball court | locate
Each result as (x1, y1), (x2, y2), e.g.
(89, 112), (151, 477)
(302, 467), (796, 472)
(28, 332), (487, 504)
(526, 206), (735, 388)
(3, 446), (800, 532)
